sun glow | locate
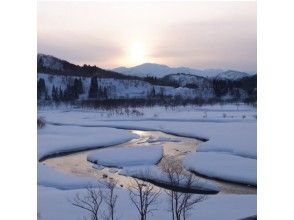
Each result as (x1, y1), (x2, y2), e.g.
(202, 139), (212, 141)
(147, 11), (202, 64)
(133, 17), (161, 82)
(130, 42), (146, 65)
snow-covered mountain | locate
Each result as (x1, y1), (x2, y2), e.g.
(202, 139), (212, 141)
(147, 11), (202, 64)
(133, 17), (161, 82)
(113, 63), (224, 78)
(38, 54), (64, 71)
(214, 70), (250, 81)
(162, 73), (212, 88)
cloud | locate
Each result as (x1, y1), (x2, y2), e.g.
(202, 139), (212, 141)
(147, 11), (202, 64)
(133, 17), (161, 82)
(149, 17), (256, 71)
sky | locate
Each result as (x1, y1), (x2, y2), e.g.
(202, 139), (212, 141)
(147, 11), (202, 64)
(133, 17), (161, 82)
(38, 1), (256, 72)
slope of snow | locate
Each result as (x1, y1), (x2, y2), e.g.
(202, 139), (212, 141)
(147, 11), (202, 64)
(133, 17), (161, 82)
(87, 145), (163, 168)
(37, 73), (215, 100)
(215, 70), (249, 80)
(184, 152), (257, 185)
(163, 73), (212, 88)
(119, 165), (219, 193)
(38, 54), (64, 71)
(38, 124), (138, 160)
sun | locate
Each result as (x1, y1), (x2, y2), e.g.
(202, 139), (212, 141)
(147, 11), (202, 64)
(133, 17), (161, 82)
(130, 42), (146, 65)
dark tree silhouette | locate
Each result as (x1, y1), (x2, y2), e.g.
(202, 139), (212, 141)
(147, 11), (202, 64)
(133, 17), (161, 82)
(103, 180), (119, 220)
(128, 177), (161, 220)
(37, 78), (47, 99)
(69, 186), (103, 220)
(161, 157), (206, 220)
(89, 77), (98, 99)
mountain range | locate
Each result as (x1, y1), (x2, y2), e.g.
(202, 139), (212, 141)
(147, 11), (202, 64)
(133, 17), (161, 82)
(37, 54), (257, 105)
(38, 53), (254, 80)
(113, 63), (253, 80)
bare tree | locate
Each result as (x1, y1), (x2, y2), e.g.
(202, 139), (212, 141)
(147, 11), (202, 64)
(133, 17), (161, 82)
(161, 157), (206, 220)
(69, 186), (103, 220)
(102, 180), (119, 220)
(178, 174), (206, 220)
(128, 178), (161, 220)
(37, 117), (46, 129)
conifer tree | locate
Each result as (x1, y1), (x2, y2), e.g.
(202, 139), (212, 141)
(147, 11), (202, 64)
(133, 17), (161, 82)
(88, 77), (98, 99)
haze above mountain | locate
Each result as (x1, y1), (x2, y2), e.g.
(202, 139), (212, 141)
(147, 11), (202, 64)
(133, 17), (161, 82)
(113, 63), (253, 79)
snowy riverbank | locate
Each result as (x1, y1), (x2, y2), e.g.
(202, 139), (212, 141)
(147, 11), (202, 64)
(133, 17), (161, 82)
(38, 105), (257, 219)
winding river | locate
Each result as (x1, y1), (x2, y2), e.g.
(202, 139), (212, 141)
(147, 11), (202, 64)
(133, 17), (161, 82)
(41, 129), (256, 194)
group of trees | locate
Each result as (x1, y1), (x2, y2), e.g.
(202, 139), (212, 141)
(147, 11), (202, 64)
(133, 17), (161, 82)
(38, 74), (256, 107)
(37, 78), (49, 100)
(37, 77), (109, 103)
(212, 75), (257, 102)
(147, 86), (166, 99)
(70, 158), (206, 220)
(144, 76), (180, 88)
(88, 77), (108, 100)
(70, 181), (118, 220)
(51, 78), (84, 102)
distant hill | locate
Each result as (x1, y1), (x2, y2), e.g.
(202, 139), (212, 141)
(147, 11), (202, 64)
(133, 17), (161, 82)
(113, 63), (224, 78)
(162, 73), (212, 88)
(215, 70), (250, 81)
(37, 54), (138, 80)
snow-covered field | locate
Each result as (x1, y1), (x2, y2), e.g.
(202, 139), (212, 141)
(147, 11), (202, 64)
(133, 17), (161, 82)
(184, 152), (257, 185)
(38, 186), (256, 220)
(38, 104), (257, 219)
(38, 164), (103, 190)
(38, 124), (138, 160)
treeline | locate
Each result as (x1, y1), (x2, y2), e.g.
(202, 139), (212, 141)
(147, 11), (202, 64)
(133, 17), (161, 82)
(65, 97), (227, 109)
(38, 76), (109, 102)
(212, 75), (257, 102)
(37, 75), (257, 107)
(143, 76), (180, 88)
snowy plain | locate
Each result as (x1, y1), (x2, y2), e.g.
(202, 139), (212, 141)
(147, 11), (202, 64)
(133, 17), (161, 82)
(38, 164), (103, 190)
(38, 124), (138, 160)
(38, 186), (256, 220)
(38, 104), (257, 219)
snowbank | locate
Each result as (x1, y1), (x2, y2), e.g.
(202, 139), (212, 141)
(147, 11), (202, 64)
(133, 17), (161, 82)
(38, 164), (103, 190)
(120, 165), (219, 193)
(184, 152), (257, 186)
(38, 124), (138, 160)
(87, 145), (163, 168)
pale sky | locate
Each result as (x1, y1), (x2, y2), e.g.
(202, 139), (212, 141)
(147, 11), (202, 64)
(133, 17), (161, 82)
(38, 1), (256, 72)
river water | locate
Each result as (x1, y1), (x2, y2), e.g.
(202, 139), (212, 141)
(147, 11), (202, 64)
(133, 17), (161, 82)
(42, 130), (256, 194)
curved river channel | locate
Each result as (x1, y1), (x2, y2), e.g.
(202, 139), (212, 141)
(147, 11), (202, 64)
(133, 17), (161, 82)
(41, 130), (256, 194)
